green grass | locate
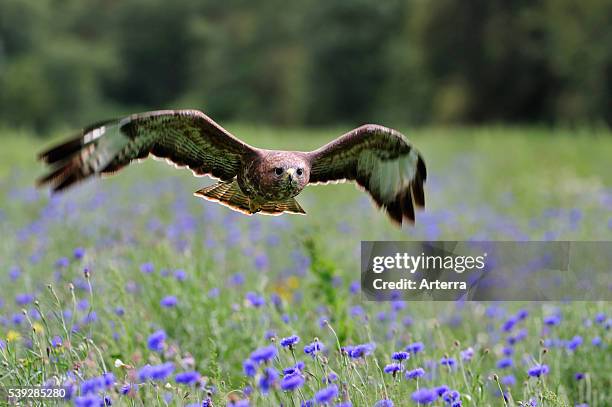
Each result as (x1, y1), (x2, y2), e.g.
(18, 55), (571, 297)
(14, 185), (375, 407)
(0, 126), (610, 407)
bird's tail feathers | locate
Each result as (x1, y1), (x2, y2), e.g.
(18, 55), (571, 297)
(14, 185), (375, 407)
(194, 180), (306, 216)
(194, 180), (253, 215)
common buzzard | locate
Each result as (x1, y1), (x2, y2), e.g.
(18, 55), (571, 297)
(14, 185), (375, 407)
(37, 110), (426, 225)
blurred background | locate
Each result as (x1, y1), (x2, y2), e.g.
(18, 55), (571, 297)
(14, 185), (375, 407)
(1, 0), (611, 134)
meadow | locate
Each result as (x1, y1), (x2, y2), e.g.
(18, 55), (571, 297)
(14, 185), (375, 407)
(0, 126), (610, 407)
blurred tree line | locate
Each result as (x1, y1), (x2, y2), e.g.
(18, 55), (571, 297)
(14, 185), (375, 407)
(1, 0), (611, 131)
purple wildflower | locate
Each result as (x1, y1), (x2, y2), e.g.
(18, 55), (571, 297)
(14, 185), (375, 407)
(140, 262), (154, 274)
(460, 347), (474, 361)
(405, 367), (425, 379)
(411, 388), (437, 404)
(383, 363), (402, 374)
(435, 385), (450, 396)
(147, 330), (166, 352)
(73, 247), (85, 260)
(280, 335), (300, 348)
(243, 359), (257, 377)
(280, 373), (304, 391)
(392, 351), (409, 361)
(496, 358), (513, 369)
(246, 292), (265, 308)
(74, 394), (103, 407)
(160, 296), (178, 308)
(528, 364), (549, 378)
(406, 342), (425, 354)
(502, 375), (516, 386)
(567, 335), (583, 351)
(258, 367), (278, 394)
(314, 384), (338, 404)
(250, 344), (277, 364)
(440, 357), (456, 367)
(574, 372), (585, 381)
(374, 401), (393, 407)
(138, 362), (174, 381)
(15, 293), (34, 306)
(304, 341), (325, 356)
(51, 335), (63, 347)
(544, 314), (561, 326)
(175, 371), (200, 385)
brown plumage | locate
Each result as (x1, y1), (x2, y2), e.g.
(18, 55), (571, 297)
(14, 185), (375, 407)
(37, 110), (426, 225)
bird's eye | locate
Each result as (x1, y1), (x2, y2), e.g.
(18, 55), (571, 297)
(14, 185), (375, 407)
(274, 167), (283, 176)
(296, 168), (303, 176)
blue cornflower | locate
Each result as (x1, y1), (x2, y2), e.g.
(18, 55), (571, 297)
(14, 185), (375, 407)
(9, 266), (21, 280)
(392, 351), (409, 361)
(592, 336), (602, 346)
(567, 335), (583, 351)
(594, 312), (606, 324)
(120, 384), (135, 395)
(173, 269), (187, 281)
(517, 309), (529, 320)
(496, 358), (513, 369)
(323, 372), (338, 384)
(250, 344), (277, 364)
(314, 384), (338, 404)
(228, 400), (250, 407)
(460, 347), (474, 361)
(440, 357), (456, 367)
(336, 402), (353, 407)
(103, 372), (115, 387)
(55, 257), (70, 268)
(230, 273), (245, 286)
(74, 247), (85, 260)
(114, 307), (124, 316)
(574, 372), (585, 381)
(140, 262), (154, 274)
(383, 363), (402, 374)
(304, 341), (325, 356)
(175, 371), (200, 385)
(280, 373), (304, 391)
(74, 394), (103, 407)
(243, 359), (257, 377)
(503, 346), (514, 356)
(258, 367), (278, 394)
(254, 253), (269, 270)
(502, 375), (516, 386)
(80, 376), (104, 394)
(138, 362), (174, 381)
(283, 362), (305, 376)
(543, 314), (561, 326)
(160, 296), (178, 308)
(502, 316), (518, 332)
(245, 292), (265, 308)
(15, 293), (34, 306)
(374, 400), (393, 407)
(435, 385), (450, 396)
(406, 341), (425, 354)
(51, 335), (63, 347)
(528, 364), (549, 378)
(442, 390), (460, 404)
(411, 388), (437, 404)
(405, 367), (425, 379)
(346, 343), (375, 358)
(280, 335), (300, 348)
(147, 330), (166, 352)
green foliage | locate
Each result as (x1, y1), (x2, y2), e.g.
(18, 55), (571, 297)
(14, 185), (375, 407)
(1, 1), (612, 131)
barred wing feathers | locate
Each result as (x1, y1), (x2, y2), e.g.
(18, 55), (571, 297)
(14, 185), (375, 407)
(307, 124), (426, 225)
(37, 110), (256, 192)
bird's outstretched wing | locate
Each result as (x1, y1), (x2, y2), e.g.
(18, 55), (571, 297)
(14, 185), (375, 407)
(38, 110), (257, 192)
(306, 124), (426, 225)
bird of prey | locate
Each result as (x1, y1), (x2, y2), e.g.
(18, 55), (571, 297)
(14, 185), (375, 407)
(37, 110), (426, 225)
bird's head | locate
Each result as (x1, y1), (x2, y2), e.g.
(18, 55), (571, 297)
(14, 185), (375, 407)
(259, 152), (309, 195)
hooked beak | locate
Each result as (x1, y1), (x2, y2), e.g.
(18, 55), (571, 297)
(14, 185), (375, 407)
(286, 168), (296, 183)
